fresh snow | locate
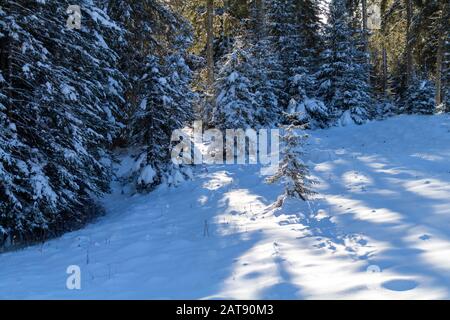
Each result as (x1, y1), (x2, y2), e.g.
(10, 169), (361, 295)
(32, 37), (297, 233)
(138, 165), (156, 185)
(1, 115), (449, 299)
(60, 84), (78, 101)
(339, 109), (354, 127)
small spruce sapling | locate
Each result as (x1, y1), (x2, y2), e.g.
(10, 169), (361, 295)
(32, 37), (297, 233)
(266, 112), (316, 207)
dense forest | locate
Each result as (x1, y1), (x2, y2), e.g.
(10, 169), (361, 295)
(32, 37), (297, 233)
(0, 0), (448, 248)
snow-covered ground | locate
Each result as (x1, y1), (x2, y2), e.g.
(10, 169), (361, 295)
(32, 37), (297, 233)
(1, 115), (449, 299)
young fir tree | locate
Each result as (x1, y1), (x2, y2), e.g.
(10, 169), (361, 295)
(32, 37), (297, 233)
(264, 0), (327, 126)
(315, 0), (373, 125)
(0, 0), (125, 245)
(129, 55), (170, 187)
(405, 78), (436, 114)
(107, 0), (185, 122)
(265, 0), (301, 108)
(109, 0), (195, 190)
(129, 48), (195, 190)
(212, 38), (257, 129)
(212, 1), (286, 129)
(247, 2), (284, 127)
(266, 113), (315, 207)
(287, 33), (328, 128)
(297, 0), (324, 62)
(251, 37), (284, 127)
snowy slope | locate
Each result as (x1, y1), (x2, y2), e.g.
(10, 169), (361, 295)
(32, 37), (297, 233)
(0, 115), (449, 299)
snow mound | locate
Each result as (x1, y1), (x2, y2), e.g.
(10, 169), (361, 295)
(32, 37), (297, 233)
(137, 165), (156, 185)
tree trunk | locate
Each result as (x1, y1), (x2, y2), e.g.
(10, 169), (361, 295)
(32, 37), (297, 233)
(361, 0), (368, 56)
(0, 31), (12, 117)
(381, 0), (388, 96)
(435, 33), (443, 106)
(361, 0), (370, 84)
(405, 0), (413, 87)
(206, 0), (214, 87)
(382, 46), (388, 95)
(0, 38), (9, 81)
(255, 0), (264, 40)
(223, 0), (230, 49)
(435, 0), (446, 106)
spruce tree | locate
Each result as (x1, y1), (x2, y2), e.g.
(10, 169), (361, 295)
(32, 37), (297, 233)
(266, 113), (315, 207)
(315, 0), (373, 125)
(0, 0), (126, 245)
(212, 38), (257, 129)
(109, 0), (195, 190)
(297, 0), (324, 62)
(265, 0), (301, 107)
(251, 37), (284, 127)
(129, 50), (195, 190)
(264, 0), (325, 125)
(405, 78), (436, 114)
